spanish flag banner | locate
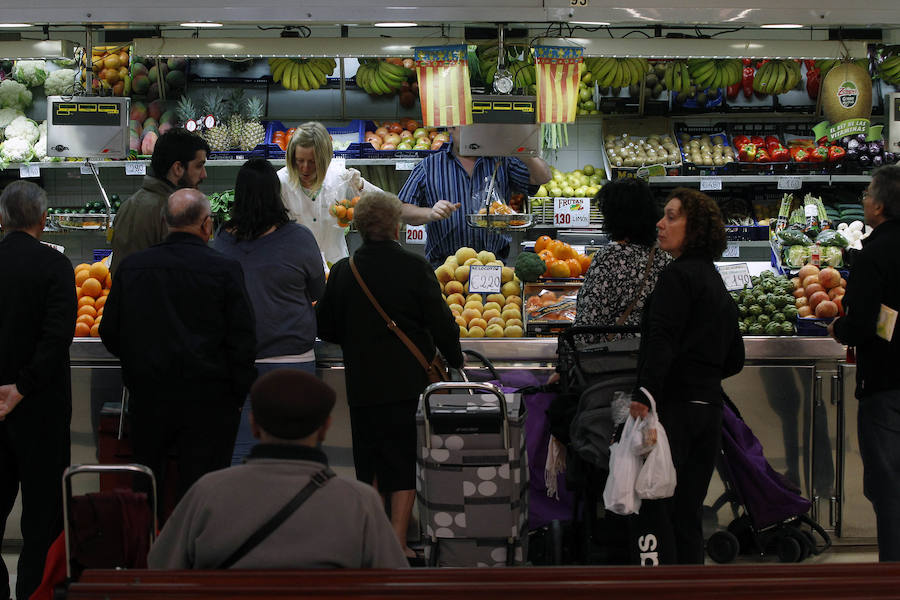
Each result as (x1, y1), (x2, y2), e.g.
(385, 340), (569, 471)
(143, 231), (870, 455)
(414, 45), (473, 127)
(534, 45), (584, 124)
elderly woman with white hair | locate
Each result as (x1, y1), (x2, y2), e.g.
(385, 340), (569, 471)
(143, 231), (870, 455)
(277, 121), (382, 265)
(316, 191), (463, 564)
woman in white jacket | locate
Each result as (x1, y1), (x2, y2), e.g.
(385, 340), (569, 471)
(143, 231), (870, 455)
(278, 121), (381, 264)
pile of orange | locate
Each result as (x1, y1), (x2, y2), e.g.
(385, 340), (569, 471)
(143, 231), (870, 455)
(329, 195), (360, 228)
(74, 260), (112, 338)
(533, 235), (593, 278)
(271, 127), (297, 151)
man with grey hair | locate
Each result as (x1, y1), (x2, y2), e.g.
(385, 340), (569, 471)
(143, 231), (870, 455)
(100, 188), (256, 518)
(0, 180), (77, 600)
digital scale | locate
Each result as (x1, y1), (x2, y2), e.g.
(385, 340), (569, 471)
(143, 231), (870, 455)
(887, 92), (900, 156)
(46, 96), (130, 159)
(457, 94), (541, 157)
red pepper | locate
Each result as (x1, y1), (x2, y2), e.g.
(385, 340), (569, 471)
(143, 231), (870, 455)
(808, 146), (828, 163)
(750, 136), (765, 147)
(804, 59), (816, 71)
(790, 147), (809, 162)
(806, 67), (820, 99)
(828, 145), (846, 162)
(755, 148), (771, 163)
(742, 58), (752, 67)
(765, 136), (781, 152)
(739, 143), (757, 162)
(770, 145), (790, 162)
(742, 66), (754, 99)
(726, 82), (741, 100)
(733, 135), (750, 150)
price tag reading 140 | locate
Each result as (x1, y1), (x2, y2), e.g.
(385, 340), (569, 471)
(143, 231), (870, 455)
(553, 198), (590, 227)
(718, 263), (753, 292)
(468, 265), (502, 294)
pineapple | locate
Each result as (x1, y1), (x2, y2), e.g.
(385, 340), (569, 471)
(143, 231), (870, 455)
(240, 96), (266, 152)
(227, 89), (245, 148)
(175, 95), (198, 128)
(201, 90), (231, 152)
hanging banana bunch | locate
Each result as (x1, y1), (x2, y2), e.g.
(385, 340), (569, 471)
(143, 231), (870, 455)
(355, 58), (413, 96)
(816, 58), (868, 78)
(269, 58), (337, 91)
(878, 53), (900, 86)
(686, 58), (743, 89)
(584, 57), (649, 89)
(663, 60), (693, 93)
(752, 59), (803, 95)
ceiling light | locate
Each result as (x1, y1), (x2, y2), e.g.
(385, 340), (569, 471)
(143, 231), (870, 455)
(179, 22), (223, 28)
(570, 21), (610, 26)
(373, 22), (417, 27)
(0, 23), (30, 28)
(761, 24), (804, 29)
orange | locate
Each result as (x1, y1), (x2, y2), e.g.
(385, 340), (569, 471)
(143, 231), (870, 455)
(101, 289), (110, 296)
(74, 322), (91, 337)
(346, 207), (354, 221)
(578, 254), (593, 273)
(76, 286), (81, 297)
(89, 261), (109, 281)
(76, 314), (94, 327)
(105, 273), (112, 289)
(75, 270), (91, 287)
(78, 305), (97, 319)
(534, 235), (552, 253)
(94, 295), (107, 310)
(74, 263), (91, 273)
(552, 242), (576, 261)
(565, 258), (582, 277)
(81, 278), (103, 298)
(538, 250), (554, 263)
(94, 315), (102, 324)
(90, 323), (100, 337)
(548, 261), (571, 278)
(350, 196), (360, 207)
(78, 296), (96, 309)
(334, 205), (347, 219)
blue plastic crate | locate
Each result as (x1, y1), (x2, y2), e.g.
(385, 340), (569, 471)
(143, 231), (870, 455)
(796, 317), (834, 336)
(262, 120), (366, 159)
(92, 249), (113, 262)
(353, 120), (450, 159)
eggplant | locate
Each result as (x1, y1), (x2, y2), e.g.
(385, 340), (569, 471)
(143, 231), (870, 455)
(869, 142), (883, 155)
(885, 151), (896, 164)
(856, 133), (868, 144)
(872, 155), (884, 168)
(847, 138), (861, 151)
(859, 153), (871, 165)
(840, 135), (852, 147)
(846, 148), (859, 160)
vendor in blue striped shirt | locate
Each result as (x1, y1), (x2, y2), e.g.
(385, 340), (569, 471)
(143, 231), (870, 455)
(399, 127), (551, 266)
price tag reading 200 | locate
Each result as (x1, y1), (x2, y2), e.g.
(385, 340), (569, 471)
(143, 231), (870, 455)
(468, 265), (502, 294)
(405, 224), (426, 245)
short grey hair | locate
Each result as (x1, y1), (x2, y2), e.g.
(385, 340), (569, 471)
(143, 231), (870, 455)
(0, 180), (48, 230)
(354, 191), (402, 242)
(165, 189), (210, 228)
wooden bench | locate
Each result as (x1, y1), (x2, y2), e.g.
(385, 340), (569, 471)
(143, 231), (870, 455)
(66, 563), (900, 599)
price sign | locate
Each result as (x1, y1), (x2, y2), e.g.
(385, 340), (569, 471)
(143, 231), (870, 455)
(700, 176), (722, 191)
(125, 161), (146, 176)
(395, 161), (417, 171)
(778, 176), (802, 190)
(718, 262), (753, 291)
(553, 197), (590, 227)
(405, 224), (427, 245)
(19, 165), (40, 178)
(468, 264), (502, 294)
(722, 243), (740, 258)
(41, 241), (65, 254)
(570, 0), (589, 5)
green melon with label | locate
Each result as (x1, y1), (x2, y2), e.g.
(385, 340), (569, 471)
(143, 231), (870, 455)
(821, 60), (872, 124)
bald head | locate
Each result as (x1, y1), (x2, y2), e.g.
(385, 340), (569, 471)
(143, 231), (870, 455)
(165, 188), (212, 239)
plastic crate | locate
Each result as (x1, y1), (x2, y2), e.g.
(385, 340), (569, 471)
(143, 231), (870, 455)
(207, 149), (267, 161)
(674, 122), (736, 176)
(796, 317), (834, 336)
(780, 122), (831, 175)
(724, 225), (769, 241)
(728, 123), (791, 174)
(352, 120), (450, 159)
(262, 120), (366, 159)
(92, 249), (113, 262)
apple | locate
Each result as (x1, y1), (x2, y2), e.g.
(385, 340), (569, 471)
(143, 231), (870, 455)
(366, 137), (382, 150)
(388, 122), (403, 134)
(431, 139), (446, 150)
(397, 141), (414, 150)
(380, 143), (396, 151)
(406, 120), (420, 132)
(383, 132), (401, 146)
(412, 127), (428, 139)
(428, 130), (439, 139)
(399, 129), (413, 139)
(375, 126), (389, 138)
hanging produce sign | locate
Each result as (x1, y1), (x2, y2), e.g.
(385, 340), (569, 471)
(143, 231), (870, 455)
(813, 60), (874, 141)
(414, 45), (473, 127)
(534, 45), (583, 124)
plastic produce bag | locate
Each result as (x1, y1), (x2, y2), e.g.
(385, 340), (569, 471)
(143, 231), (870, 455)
(784, 245), (811, 268)
(815, 229), (848, 248)
(776, 229), (812, 246)
(821, 245), (844, 267)
(634, 395), (677, 500)
(602, 414), (645, 516)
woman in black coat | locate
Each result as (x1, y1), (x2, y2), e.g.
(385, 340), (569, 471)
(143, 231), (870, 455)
(630, 187), (744, 564)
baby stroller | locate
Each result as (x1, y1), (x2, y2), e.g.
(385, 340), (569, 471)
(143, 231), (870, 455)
(706, 399), (831, 563)
(549, 325), (641, 564)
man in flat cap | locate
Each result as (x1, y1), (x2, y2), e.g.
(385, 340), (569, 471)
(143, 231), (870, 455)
(147, 369), (407, 569)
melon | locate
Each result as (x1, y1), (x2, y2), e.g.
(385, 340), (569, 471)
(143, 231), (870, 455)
(140, 131), (158, 155)
(821, 60), (872, 124)
(129, 101), (147, 123)
(131, 75), (150, 96)
(147, 100), (165, 121)
(165, 70), (185, 90)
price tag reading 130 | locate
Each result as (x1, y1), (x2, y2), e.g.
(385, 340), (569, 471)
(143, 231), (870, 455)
(718, 263), (753, 292)
(553, 198), (591, 227)
(405, 224), (427, 245)
(468, 265), (502, 294)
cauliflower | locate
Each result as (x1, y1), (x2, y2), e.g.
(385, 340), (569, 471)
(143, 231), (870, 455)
(0, 79), (32, 111)
(0, 107), (23, 137)
(33, 135), (47, 162)
(12, 60), (48, 88)
(0, 137), (35, 165)
(5, 116), (39, 145)
(38, 120), (46, 137)
(44, 68), (77, 96)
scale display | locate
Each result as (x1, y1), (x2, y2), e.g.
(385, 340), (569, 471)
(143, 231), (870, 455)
(46, 96), (129, 159)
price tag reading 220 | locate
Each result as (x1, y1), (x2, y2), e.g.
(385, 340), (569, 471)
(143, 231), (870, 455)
(468, 265), (502, 294)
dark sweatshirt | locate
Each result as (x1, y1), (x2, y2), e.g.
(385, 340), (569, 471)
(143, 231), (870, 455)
(635, 254), (744, 408)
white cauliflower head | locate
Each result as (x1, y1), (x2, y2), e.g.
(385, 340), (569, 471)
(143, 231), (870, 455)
(5, 116), (39, 145)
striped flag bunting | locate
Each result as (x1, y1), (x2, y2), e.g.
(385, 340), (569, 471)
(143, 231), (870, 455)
(414, 45), (473, 127)
(534, 45), (584, 124)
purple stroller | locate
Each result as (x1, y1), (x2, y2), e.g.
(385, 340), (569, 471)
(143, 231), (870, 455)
(706, 399), (831, 563)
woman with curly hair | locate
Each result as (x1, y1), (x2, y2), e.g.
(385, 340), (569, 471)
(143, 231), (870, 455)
(629, 187), (745, 564)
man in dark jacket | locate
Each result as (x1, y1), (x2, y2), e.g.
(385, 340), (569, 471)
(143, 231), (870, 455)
(100, 188), (256, 516)
(830, 165), (900, 561)
(0, 181), (77, 600)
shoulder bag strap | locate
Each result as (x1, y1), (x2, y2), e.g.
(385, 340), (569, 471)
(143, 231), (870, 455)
(349, 256), (434, 372)
(615, 246), (657, 327)
(217, 467), (335, 569)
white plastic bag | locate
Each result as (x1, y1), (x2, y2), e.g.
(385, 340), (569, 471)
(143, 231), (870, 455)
(602, 414), (645, 515)
(634, 394), (677, 500)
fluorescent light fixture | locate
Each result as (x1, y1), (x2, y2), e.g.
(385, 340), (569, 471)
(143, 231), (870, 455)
(0, 23), (30, 28)
(179, 22), (222, 28)
(761, 23), (804, 29)
(0, 39), (74, 60)
(373, 22), (417, 27)
(570, 21), (611, 26)
(549, 37), (868, 60)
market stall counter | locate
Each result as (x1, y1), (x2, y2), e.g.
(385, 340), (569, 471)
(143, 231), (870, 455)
(66, 335), (874, 545)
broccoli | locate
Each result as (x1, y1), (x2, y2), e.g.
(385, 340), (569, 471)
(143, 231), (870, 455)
(514, 251), (546, 282)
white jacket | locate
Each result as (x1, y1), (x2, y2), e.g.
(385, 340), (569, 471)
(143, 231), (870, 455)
(277, 161), (380, 265)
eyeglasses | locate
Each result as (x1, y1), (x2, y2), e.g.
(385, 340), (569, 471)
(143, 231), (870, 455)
(861, 190), (872, 202)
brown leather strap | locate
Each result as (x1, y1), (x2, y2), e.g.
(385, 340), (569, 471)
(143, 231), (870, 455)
(615, 246), (657, 327)
(349, 256), (433, 372)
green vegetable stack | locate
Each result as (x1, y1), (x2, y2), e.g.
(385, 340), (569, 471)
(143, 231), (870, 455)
(209, 189), (235, 220)
(731, 271), (798, 336)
